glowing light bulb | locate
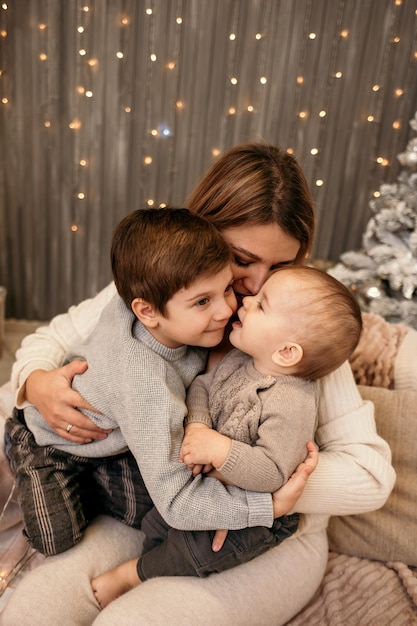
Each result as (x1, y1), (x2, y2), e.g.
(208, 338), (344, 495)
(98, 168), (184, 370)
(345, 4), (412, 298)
(69, 119), (82, 130)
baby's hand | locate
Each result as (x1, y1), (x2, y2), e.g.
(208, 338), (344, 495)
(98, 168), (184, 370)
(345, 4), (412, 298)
(184, 461), (215, 477)
(180, 428), (231, 469)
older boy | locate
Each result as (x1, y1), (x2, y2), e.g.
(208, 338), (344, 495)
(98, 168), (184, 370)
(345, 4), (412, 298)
(5, 207), (238, 555)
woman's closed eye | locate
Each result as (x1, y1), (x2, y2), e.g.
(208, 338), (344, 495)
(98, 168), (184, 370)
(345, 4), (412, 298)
(233, 254), (294, 271)
(233, 255), (250, 268)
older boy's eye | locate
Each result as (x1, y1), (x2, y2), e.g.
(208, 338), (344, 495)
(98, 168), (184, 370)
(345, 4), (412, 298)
(196, 298), (209, 306)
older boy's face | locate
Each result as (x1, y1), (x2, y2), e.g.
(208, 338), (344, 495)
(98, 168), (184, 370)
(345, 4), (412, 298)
(152, 265), (237, 348)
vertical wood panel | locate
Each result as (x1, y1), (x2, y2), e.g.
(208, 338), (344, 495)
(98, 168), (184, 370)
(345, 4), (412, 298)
(1, 0), (416, 319)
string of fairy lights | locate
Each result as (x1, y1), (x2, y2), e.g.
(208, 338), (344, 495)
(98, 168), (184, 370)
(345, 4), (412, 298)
(1, 0), (417, 236)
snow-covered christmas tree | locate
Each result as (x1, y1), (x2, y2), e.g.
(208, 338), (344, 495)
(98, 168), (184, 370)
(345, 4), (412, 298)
(328, 111), (417, 329)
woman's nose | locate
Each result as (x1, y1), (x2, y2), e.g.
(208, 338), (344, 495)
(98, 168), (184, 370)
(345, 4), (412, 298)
(244, 267), (270, 295)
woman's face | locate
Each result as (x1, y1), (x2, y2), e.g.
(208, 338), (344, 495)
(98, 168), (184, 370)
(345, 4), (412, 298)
(220, 223), (301, 303)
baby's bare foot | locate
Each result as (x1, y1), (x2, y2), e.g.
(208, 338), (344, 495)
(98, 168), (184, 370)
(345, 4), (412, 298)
(92, 559), (141, 609)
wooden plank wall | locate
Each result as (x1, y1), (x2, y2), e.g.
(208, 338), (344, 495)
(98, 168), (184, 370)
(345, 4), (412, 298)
(0, 0), (416, 319)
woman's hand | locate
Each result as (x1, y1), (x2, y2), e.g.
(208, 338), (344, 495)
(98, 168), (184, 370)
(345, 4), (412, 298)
(272, 441), (318, 518)
(25, 361), (111, 443)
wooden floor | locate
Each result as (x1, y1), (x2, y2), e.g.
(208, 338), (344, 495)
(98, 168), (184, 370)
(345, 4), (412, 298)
(0, 320), (45, 386)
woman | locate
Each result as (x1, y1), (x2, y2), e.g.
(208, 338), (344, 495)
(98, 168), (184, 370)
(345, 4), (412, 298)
(3, 143), (395, 625)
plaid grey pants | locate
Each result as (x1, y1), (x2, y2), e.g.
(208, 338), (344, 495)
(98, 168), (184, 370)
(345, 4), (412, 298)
(4, 409), (153, 556)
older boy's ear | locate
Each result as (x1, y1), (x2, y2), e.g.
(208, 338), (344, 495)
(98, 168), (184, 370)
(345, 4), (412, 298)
(271, 342), (303, 368)
(131, 298), (159, 328)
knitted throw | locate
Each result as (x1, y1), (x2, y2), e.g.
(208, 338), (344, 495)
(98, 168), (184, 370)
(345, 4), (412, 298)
(349, 312), (409, 389)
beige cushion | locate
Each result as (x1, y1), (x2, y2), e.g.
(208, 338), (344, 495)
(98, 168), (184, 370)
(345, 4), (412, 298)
(327, 385), (417, 566)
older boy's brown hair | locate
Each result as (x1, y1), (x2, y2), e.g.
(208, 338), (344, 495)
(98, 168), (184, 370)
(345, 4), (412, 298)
(111, 207), (232, 314)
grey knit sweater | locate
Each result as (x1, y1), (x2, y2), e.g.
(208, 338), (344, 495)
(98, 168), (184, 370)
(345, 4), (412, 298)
(186, 349), (319, 492)
(24, 295), (273, 531)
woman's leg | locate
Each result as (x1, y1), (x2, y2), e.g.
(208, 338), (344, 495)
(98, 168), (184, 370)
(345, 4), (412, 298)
(93, 527), (328, 626)
(0, 516), (145, 626)
(1, 517), (327, 626)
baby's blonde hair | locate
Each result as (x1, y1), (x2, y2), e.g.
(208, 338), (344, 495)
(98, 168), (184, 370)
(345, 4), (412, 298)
(275, 266), (362, 380)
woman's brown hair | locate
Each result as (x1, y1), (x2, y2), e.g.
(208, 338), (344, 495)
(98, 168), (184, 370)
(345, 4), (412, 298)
(187, 142), (316, 262)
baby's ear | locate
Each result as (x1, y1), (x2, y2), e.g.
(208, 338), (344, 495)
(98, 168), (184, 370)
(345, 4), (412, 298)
(271, 342), (303, 368)
(131, 298), (159, 328)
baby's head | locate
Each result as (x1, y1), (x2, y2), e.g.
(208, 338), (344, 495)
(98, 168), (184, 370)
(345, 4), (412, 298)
(230, 265), (362, 380)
